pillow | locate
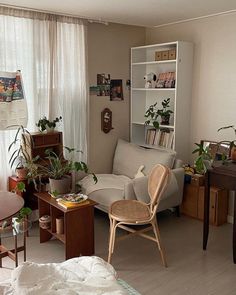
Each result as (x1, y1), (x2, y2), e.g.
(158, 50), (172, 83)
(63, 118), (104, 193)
(134, 165), (145, 179)
(112, 139), (176, 178)
(132, 172), (178, 204)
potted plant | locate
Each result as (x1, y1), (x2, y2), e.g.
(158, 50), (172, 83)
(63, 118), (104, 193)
(218, 125), (236, 162)
(144, 98), (173, 129)
(36, 116), (62, 133)
(8, 125), (32, 179)
(11, 182), (32, 234)
(192, 142), (213, 174)
(39, 147), (97, 195)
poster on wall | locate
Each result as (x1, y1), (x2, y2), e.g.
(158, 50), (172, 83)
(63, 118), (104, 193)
(96, 73), (110, 96)
(0, 71), (28, 130)
(110, 79), (123, 101)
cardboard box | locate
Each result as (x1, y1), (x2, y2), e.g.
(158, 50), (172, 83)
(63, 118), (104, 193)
(191, 174), (205, 186)
(161, 50), (169, 60)
(168, 49), (176, 60)
(155, 51), (162, 61)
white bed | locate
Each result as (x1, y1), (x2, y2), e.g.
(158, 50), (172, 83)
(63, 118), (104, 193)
(0, 256), (136, 295)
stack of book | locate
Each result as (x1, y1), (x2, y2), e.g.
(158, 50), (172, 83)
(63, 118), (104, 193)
(145, 128), (174, 149)
(57, 199), (90, 209)
(156, 72), (175, 88)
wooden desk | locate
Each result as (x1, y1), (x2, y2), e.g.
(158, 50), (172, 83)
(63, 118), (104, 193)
(35, 192), (97, 260)
(204, 162), (236, 263)
(0, 192), (25, 267)
(0, 192), (24, 222)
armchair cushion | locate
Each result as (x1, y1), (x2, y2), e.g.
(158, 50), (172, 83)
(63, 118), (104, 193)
(132, 172), (178, 203)
(112, 139), (176, 178)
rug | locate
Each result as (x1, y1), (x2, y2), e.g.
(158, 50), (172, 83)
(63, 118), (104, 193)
(118, 279), (142, 295)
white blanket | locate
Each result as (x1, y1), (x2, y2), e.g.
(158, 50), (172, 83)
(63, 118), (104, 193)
(1, 256), (127, 295)
(79, 174), (131, 195)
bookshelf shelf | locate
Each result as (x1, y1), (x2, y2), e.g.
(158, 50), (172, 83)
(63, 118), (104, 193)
(130, 41), (193, 162)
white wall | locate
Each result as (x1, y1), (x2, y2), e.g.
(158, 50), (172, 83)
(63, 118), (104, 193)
(146, 12), (236, 218)
(88, 23), (145, 173)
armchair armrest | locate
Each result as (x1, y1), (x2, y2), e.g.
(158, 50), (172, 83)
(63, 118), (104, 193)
(124, 181), (136, 200)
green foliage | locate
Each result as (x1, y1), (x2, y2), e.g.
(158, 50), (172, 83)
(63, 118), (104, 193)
(16, 207), (32, 222)
(36, 116), (62, 132)
(192, 143), (212, 174)
(39, 147), (97, 183)
(144, 98), (173, 129)
(8, 125), (32, 169)
(15, 182), (26, 192)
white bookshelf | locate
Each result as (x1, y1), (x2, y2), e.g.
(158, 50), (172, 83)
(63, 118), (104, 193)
(130, 41), (193, 162)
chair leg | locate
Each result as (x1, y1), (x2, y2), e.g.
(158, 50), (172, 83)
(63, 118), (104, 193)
(152, 220), (167, 267)
(0, 236), (2, 268)
(23, 231), (26, 262)
(108, 218), (117, 264)
(14, 235), (18, 268)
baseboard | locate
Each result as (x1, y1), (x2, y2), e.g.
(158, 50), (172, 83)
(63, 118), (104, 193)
(227, 215), (234, 224)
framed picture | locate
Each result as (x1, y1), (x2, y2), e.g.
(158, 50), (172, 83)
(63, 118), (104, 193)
(110, 79), (123, 101)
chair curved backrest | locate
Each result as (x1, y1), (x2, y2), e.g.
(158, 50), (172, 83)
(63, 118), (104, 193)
(148, 164), (170, 213)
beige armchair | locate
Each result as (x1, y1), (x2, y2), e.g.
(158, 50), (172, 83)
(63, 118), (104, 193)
(80, 139), (184, 213)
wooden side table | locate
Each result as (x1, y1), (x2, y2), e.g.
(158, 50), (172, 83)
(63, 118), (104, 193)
(204, 162), (236, 263)
(35, 192), (97, 260)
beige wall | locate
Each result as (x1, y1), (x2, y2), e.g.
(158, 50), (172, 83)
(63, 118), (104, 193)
(88, 23), (145, 173)
(146, 13), (236, 218)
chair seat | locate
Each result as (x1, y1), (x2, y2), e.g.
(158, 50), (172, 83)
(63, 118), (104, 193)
(110, 200), (151, 222)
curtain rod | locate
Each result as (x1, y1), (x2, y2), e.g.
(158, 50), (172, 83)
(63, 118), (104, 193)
(0, 3), (109, 25)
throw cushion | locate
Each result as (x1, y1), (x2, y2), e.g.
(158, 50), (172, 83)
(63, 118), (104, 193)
(134, 165), (145, 178)
(133, 172), (179, 203)
(112, 139), (176, 178)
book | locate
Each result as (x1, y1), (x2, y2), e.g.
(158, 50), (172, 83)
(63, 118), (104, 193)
(57, 200), (90, 209)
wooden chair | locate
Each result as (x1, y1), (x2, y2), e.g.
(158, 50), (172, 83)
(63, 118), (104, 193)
(108, 164), (170, 267)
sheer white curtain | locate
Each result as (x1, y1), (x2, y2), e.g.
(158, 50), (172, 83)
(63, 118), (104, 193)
(0, 8), (88, 190)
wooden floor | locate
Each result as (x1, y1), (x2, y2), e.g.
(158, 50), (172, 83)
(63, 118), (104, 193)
(0, 209), (236, 294)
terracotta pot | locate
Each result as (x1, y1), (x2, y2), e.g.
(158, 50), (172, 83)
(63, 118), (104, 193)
(16, 167), (28, 179)
(231, 147), (236, 162)
(49, 175), (72, 195)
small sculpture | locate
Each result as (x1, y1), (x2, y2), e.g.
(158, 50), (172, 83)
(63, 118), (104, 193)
(144, 72), (157, 88)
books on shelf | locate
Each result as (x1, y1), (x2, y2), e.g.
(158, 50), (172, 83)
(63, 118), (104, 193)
(145, 128), (174, 149)
(156, 72), (175, 88)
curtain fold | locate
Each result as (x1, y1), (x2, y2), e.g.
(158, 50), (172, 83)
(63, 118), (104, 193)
(0, 8), (88, 190)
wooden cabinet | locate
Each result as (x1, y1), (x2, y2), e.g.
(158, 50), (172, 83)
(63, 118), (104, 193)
(22, 131), (63, 163)
(181, 183), (228, 226)
(130, 41), (193, 163)
(35, 192), (97, 260)
(8, 176), (38, 210)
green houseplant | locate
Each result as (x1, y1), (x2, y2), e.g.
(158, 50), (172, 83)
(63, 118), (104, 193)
(39, 147), (97, 195)
(36, 116), (62, 132)
(145, 98), (173, 129)
(8, 125), (32, 179)
(192, 142), (213, 174)
(218, 125), (236, 161)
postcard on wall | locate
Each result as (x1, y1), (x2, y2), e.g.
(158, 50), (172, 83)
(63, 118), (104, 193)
(0, 71), (28, 130)
(96, 73), (110, 96)
(110, 79), (123, 101)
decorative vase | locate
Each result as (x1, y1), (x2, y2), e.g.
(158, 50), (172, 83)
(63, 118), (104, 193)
(46, 126), (55, 133)
(49, 175), (72, 195)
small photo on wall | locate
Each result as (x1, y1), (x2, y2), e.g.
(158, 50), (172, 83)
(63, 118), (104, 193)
(97, 73), (110, 86)
(110, 79), (123, 101)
